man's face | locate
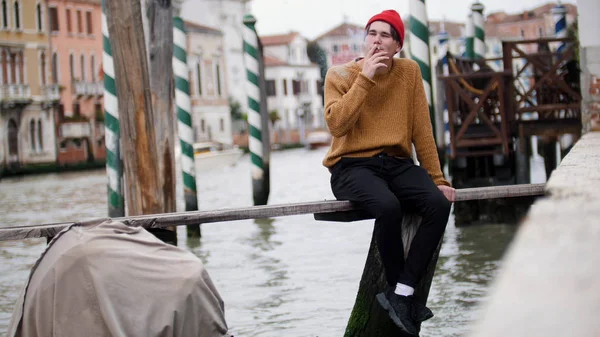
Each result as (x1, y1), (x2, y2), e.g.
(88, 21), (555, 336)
(365, 21), (401, 58)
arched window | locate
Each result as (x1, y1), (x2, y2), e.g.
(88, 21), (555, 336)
(1, 49), (7, 84)
(90, 54), (96, 81)
(40, 52), (46, 85)
(196, 62), (202, 96)
(9, 52), (16, 83)
(51, 52), (58, 83)
(1, 0), (8, 29)
(80, 53), (85, 81)
(69, 53), (74, 80)
(29, 119), (35, 150)
(36, 3), (42, 31)
(13, 1), (19, 30)
(17, 51), (23, 83)
(37, 119), (43, 151)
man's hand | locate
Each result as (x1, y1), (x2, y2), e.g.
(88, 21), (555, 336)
(361, 45), (388, 79)
(438, 185), (456, 202)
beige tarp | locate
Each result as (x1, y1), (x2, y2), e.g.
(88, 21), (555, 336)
(7, 219), (229, 337)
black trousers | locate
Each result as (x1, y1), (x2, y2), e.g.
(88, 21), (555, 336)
(330, 154), (451, 288)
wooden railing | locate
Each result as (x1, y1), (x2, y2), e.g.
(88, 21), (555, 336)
(440, 69), (511, 158)
(0, 184), (546, 242)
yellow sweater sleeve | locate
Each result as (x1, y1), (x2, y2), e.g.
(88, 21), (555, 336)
(411, 64), (451, 187)
(324, 67), (376, 137)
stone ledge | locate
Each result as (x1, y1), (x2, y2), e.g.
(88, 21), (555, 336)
(468, 132), (600, 337)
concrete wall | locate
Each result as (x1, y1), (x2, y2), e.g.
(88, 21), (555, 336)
(468, 132), (600, 336)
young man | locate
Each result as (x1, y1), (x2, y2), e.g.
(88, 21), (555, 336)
(322, 9), (455, 336)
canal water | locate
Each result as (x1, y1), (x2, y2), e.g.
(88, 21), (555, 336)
(0, 147), (547, 336)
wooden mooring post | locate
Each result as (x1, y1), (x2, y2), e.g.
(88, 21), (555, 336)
(104, 0), (177, 244)
(1, 184), (545, 337)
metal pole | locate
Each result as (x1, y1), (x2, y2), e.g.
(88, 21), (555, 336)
(102, 0), (124, 217)
(173, 17), (200, 237)
(472, 2), (485, 59)
(465, 13), (474, 58)
(409, 0), (436, 139)
(243, 14), (270, 206)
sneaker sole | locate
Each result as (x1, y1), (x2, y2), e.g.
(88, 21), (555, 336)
(376, 292), (415, 336)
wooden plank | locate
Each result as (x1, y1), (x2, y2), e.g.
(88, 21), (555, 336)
(0, 184), (546, 242)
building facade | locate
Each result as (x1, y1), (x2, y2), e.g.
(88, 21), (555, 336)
(314, 22), (364, 67)
(261, 32), (323, 138)
(0, 0), (60, 173)
(181, 0), (250, 120)
(47, 0), (104, 165)
(185, 21), (232, 145)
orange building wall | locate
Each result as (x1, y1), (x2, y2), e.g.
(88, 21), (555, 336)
(48, 0), (103, 118)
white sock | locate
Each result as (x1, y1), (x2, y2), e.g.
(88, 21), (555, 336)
(394, 283), (414, 296)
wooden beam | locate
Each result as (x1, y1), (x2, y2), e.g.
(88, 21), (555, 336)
(0, 184), (545, 242)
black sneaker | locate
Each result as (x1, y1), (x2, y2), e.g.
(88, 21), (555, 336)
(376, 289), (419, 336)
(412, 300), (434, 323)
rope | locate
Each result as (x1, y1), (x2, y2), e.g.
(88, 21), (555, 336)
(447, 57), (498, 95)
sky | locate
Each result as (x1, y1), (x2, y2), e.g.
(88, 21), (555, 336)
(249, 0), (577, 39)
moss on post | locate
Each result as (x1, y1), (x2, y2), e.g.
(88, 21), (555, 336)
(344, 214), (443, 337)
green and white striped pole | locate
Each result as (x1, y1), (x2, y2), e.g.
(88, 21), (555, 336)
(173, 17), (200, 237)
(243, 14), (270, 206)
(410, 0), (437, 139)
(471, 2), (485, 59)
(465, 13), (474, 58)
(102, 0), (124, 217)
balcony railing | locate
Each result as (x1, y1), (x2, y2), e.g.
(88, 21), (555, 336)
(0, 84), (32, 102)
(60, 121), (92, 138)
(42, 84), (60, 101)
(72, 81), (103, 97)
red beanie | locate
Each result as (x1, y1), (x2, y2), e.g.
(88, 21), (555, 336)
(365, 10), (405, 48)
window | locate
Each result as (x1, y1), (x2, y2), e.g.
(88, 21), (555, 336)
(538, 26), (543, 37)
(76, 10), (82, 33)
(282, 79), (287, 95)
(49, 6), (58, 32)
(73, 102), (80, 116)
(65, 8), (71, 33)
(37, 120), (43, 151)
(266, 80), (276, 96)
(80, 54), (85, 81)
(520, 29), (525, 38)
(57, 103), (64, 119)
(90, 54), (96, 81)
(1, 50), (8, 84)
(9, 52), (16, 83)
(292, 80), (301, 95)
(332, 44), (339, 53)
(219, 118), (224, 132)
(17, 51), (22, 83)
(36, 3), (42, 31)
(8, 119), (18, 156)
(1, 0), (7, 29)
(200, 119), (205, 132)
(51, 52), (58, 83)
(40, 52), (46, 85)
(69, 53), (74, 80)
(13, 1), (19, 29)
(215, 64), (222, 96)
(30, 120), (35, 150)
(86, 11), (92, 34)
(94, 102), (102, 118)
(196, 63), (202, 95)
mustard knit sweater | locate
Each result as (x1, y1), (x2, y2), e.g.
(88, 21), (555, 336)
(322, 58), (450, 187)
